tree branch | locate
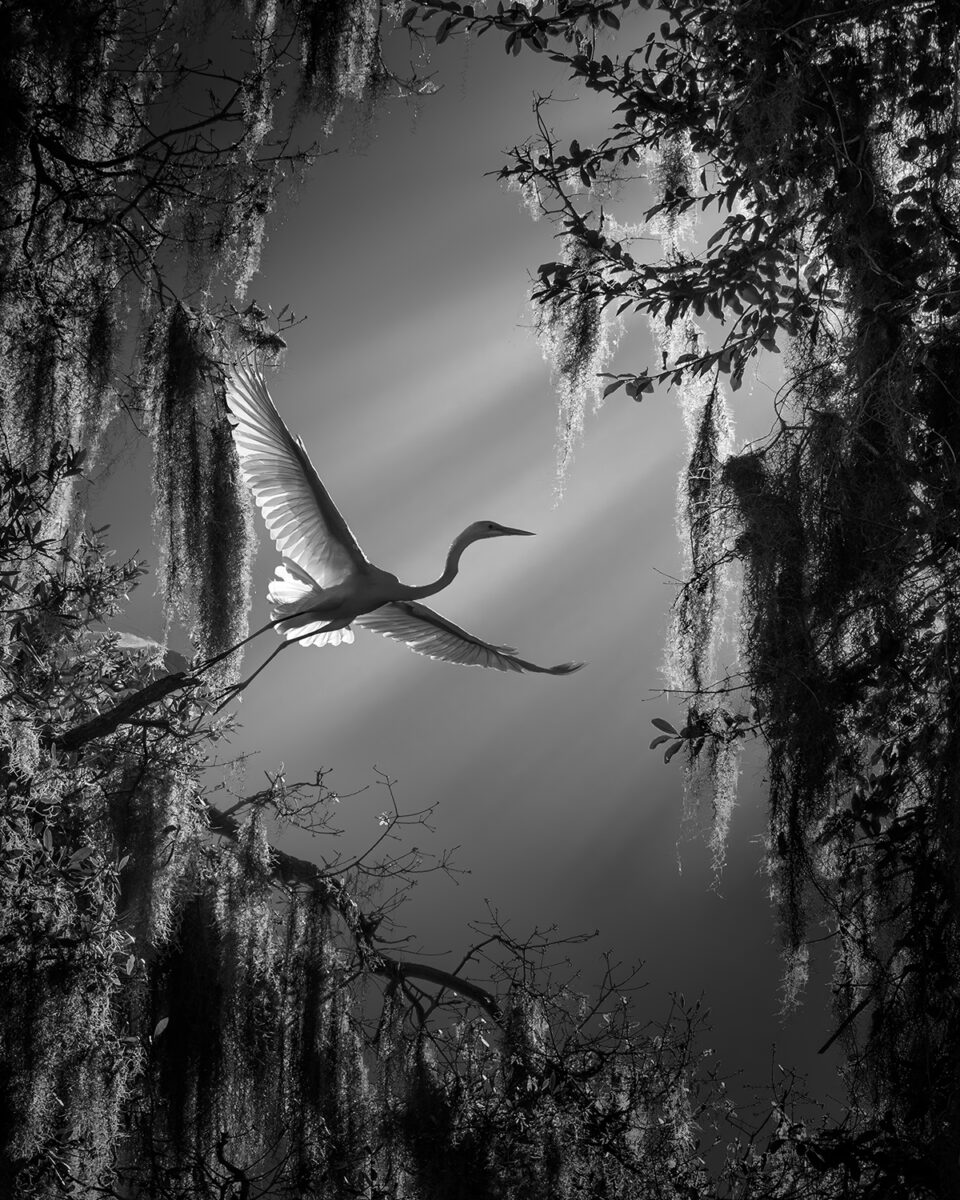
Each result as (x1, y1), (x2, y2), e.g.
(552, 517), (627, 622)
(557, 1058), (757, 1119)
(52, 672), (196, 753)
(204, 800), (504, 1024)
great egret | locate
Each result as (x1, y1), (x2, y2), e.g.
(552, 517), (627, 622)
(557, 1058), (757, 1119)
(221, 363), (582, 694)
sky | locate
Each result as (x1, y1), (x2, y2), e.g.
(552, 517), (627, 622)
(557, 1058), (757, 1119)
(92, 12), (843, 1114)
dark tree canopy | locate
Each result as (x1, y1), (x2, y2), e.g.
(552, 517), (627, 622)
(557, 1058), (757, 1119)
(0, 0), (408, 672)
(4, 0), (960, 1197)
(404, 0), (960, 1191)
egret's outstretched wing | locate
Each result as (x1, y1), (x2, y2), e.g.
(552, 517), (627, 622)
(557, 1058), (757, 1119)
(225, 363), (369, 588)
(355, 601), (583, 675)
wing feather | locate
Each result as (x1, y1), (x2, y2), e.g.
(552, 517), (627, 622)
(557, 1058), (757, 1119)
(225, 363), (369, 588)
(355, 601), (583, 676)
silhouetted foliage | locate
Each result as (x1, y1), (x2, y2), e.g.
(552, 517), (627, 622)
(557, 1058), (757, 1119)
(406, 0), (960, 1194)
(8, 0), (960, 1196)
(0, 0), (409, 663)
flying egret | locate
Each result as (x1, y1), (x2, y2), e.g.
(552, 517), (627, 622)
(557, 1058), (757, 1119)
(219, 362), (582, 697)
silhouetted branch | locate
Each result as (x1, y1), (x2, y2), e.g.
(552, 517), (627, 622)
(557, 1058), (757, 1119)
(52, 672), (196, 753)
(205, 799), (504, 1023)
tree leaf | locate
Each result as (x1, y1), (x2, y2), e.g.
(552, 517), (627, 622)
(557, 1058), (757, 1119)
(651, 717), (678, 735)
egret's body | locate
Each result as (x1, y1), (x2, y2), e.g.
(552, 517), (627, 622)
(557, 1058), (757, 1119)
(223, 364), (582, 679)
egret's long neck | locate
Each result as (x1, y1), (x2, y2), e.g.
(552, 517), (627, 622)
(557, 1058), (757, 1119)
(399, 532), (475, 602)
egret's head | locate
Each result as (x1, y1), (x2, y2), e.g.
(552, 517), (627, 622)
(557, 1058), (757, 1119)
(462, 520), (535, 544)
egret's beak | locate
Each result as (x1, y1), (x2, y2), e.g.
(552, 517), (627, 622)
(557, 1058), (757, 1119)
(500, 525), (535, 537)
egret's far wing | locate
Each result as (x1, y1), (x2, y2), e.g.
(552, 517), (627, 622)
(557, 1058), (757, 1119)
(226, 363), (368, 587)
(355, 600), (583, 675)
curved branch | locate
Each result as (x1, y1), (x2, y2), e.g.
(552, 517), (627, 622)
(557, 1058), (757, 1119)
(205, 801), (504, 1024)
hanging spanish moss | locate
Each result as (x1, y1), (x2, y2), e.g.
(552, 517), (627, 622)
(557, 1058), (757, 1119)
(650, 133), (738, 869)
(537, 238), (617, 495)
(144, 307), (212, 640)
(111, 762), (206, 946)
(650, 133), (698, 249)
(196, 416), (256, 673)
(0, 0), (407, 665)
(143, 304), (253, 670)
(485, 3), (960, 1177)
(299, 0), (382, 132)
(0, 745), (140, 1186)
(150, 891), (231, 1163)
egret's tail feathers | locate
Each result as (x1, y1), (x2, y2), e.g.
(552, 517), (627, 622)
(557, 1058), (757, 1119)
(267, 558), (319, 606)
(272, 610), (355, 647)
(297, 626), (355, 648)
(268, 559), (353, 646)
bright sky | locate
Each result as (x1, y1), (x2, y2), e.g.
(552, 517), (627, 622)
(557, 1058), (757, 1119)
(92, 16), (840, 1106)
